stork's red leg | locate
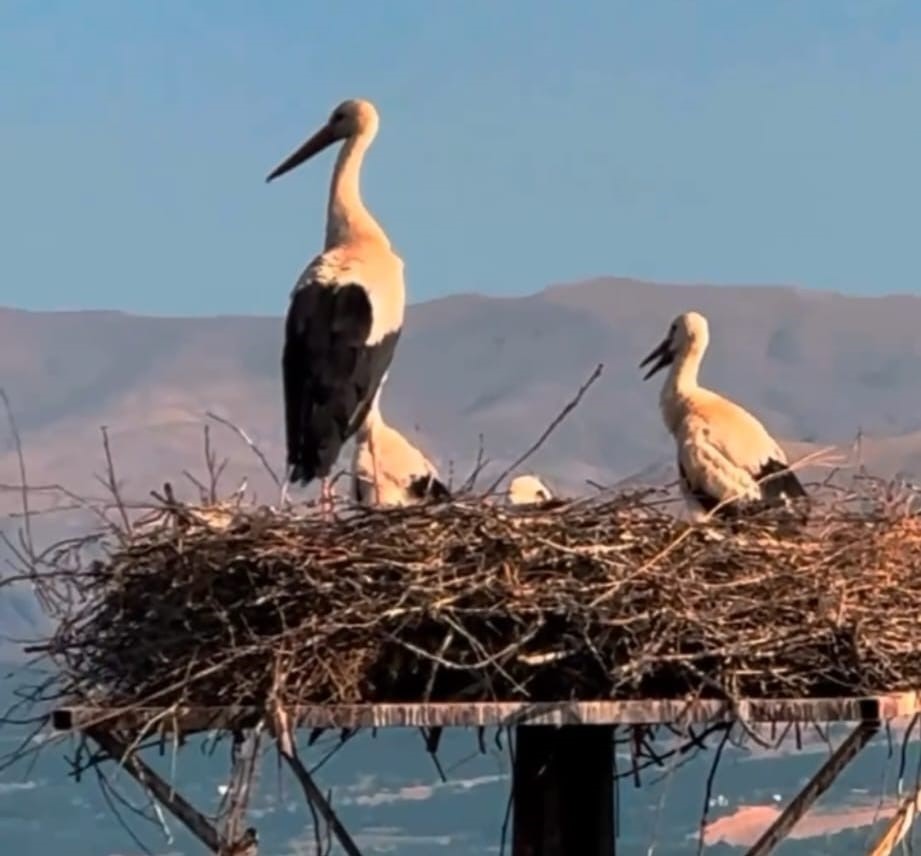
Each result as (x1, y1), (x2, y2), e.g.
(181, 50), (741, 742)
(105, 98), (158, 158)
(319, 478), (334, 521)
(369, 433), (381, 506)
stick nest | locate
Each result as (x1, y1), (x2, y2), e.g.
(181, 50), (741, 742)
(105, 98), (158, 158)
(40, 486), (921, 710)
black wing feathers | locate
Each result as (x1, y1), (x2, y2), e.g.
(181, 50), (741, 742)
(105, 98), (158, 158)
(283, 282), (400, 485)
(679, 457), (807, 520)
(754, 458), (807, 502)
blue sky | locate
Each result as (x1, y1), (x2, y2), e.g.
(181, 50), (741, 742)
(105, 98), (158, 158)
(2, 0), (920, 315)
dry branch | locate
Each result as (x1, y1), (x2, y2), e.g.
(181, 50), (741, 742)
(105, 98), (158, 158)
(87, 726), (222, 852)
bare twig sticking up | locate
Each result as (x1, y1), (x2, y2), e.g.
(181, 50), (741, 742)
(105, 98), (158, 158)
(484, 363), (603, 496)
(206, 411), (281, 488)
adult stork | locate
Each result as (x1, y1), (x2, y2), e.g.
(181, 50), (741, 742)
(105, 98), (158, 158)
(640, 311), (807, 519)
(267, 98), (405, 512)
(507, 474), (554, 506)
(351, 382), (450, 508)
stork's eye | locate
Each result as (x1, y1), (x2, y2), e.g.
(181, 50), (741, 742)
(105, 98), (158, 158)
(332, 111), (346, 123)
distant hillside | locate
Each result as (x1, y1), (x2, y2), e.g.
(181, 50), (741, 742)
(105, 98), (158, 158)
(3, 275), (921, 650)
(3, 277), (921, 508)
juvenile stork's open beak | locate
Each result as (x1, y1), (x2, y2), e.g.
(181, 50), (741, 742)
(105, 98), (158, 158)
(639, 336), (675, 380)
(266, 122), (339, 183)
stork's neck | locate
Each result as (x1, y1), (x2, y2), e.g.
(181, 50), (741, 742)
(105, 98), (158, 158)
(660, 346), (704, 429)
(326, 133), (389, 249)
(673, 346), (703, 394)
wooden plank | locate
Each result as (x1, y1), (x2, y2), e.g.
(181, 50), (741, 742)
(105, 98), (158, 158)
(743, 720), (879, 856)
(52, 693), (921, 734)
(866, 787), (921, 856)
(512, 725), (614, 856)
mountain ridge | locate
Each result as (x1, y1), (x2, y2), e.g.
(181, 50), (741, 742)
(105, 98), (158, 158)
(3, 275), (921, 509)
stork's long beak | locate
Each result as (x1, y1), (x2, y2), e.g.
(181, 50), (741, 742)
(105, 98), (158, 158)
(639, 337), (675, 380)
(266, 123), (338, 183)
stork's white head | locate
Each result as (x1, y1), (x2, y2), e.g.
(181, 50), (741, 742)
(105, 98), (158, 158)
(266, 98), (380, 183)
(508, 475), (553, 506)
(327, 99), (380, 140)
(640, 311), (710, 380)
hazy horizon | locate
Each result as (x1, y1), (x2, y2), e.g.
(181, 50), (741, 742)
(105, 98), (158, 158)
(2, 270), (921, 321)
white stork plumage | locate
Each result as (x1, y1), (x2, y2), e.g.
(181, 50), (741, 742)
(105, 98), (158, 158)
(351, 383), (450, 508)
(640, 311), (807, 519)
(267, 98), (405, 511)
(507, 474), (554, 506)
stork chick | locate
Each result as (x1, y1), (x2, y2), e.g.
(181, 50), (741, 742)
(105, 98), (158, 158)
(351, 388), (450, 508)
(640, 311), (807, 519)
(507, 474), (554, 506)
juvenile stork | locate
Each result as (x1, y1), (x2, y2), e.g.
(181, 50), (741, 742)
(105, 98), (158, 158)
(640, 311), (807, 519)
(267, 98), (405, 512)
(507, 474), (554, 506)
(351, 383), (450, 508)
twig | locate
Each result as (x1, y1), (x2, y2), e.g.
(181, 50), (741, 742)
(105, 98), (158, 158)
(461, 433), (488, 493)
(0, 389), (34, 566)
(484, 363), (603, 495)
(98, 426), (132, 534)
(206, 410), (281, 488)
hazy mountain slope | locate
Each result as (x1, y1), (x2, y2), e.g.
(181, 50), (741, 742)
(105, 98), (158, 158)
(2, 277), (921, 516)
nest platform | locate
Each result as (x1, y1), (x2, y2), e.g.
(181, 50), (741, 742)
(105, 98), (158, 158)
(27, 487), (921, 854)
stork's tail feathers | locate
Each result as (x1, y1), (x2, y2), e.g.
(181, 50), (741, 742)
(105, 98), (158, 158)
(287, 423), (344, 487)
(427, 477), (452, 502)
(287, 460), (322, 488)
(756, 459), (809, 524)
(408, 474), (452, 503)
(757, 459), (807, 500)
(747, 459), (811, 527)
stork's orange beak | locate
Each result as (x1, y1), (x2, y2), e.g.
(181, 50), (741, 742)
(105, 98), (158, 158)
(639, 336), (675, 380)
(266, 123), (338, 183)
